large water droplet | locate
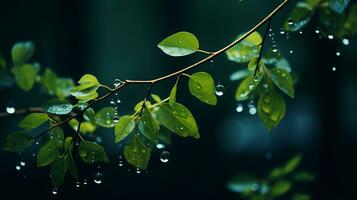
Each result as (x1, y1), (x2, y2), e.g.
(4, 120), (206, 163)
(93, 172), (103, 184)
(15, 165), (21, 170)
(287, 18), (294, 26)
(332, 66), (336, 71)
(160, 151), (170, 163)
(279, 28), (285, 35)
(342, 38), (349, 46)
(75, 181), (80, 188)
(328, 34), (334, 40)
(83, 179), (88, 185)
(272, 44), (278, 53)
(236, 103), (244, 113)
(113, 116), (119, 123)
(249, 107), (257, 115)
(52, 188), (58, 195)
(336, 51), (341, 56)
(215, 84), (225, 96)
(156, 143), (166, 149)
(289, 50), (293, 54)
(20, 161), (26, 166)
(6, 106), (15, 114)
(315, 28), (320, 34)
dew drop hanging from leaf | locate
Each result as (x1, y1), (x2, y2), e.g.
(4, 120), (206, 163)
(6, 106), (15, 114)
(93, 172), (103, 184)
(342, 38), (349, 46)
(160, 151), (170, 163)
(236, 103), (244, 113)
(215, 84), (225, 96)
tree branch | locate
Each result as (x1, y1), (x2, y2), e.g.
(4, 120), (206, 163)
(20, 0), (289, 139)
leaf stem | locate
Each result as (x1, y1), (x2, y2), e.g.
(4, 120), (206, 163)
(254, 17), (273, 77)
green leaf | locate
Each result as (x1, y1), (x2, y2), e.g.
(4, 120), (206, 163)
(50, 157), (67, 188)
(42, 99), (73, 115)
(270, 167), (285, 179)
(329, 0), (350, 14)
(68, 119), (96, 134)
(226, 31), (262, 63)
(151, 94), (162, 103)
(37, 127), (64, 167)
(283, 154), (302, 174)
(0, 53), (6, 70)
(188, 72), (217, 105)
(158, 31), (199, 57)
(41, 68), (58, 95)
(270, 180), (291, 197)
(270, 68), (295, 98)
(235, 74), (262, 101)
(114, 115), (136, 143)
(258, 89), (286, 130)
(138, 108), (160, 141)
(55, 78), (74, 98)
(156, 102), (200, 139)
(284, 2), (314, 32)
(19, 113), (48, 130)
(64, 137), (78, 179)
(230, 69), (250, 81)
(95, 107), (118, 128)
(2, 132), (33, 152)
(169, 78), (179, 105)
(227, 173), (257, 193)
(11, 64), (37, 91)
(292, 193), (311, 200)
(70, 84), (99, 101)
(293, 171), (315, 182)
(78, 141), (110, 164)
(78, 74), (100, 85)
(263, 48), (291, 72)
(11, 41), (35, 65)
(134, 101), (152, 112)
(124, 135), (151, 170)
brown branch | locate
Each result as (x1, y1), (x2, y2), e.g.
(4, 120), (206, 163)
(17, 0), (289, 139)
(0, 107), (44, 118)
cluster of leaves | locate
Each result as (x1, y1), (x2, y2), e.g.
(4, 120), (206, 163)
(227, 31), (294, 130)
(227, 154), (315, 200)
(284, 0), (356, 38)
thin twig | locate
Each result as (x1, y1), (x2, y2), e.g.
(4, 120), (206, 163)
(254, 17), (273, 77)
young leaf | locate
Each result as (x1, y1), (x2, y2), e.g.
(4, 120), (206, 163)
(11, 41), (35, 65)
(329, 0), (350, 14)
(258, 89), (286, 130)
(95, 107), (118, 128)
(68, 119), (96, 134)
(55, 78), (74, 98)
(19, 113), (48, 130)
(37, 127), (64, 167)
(42, 99), (73, 115)
(169, 78), (179, 105)
(270, 68), (295, 98)
(235, 74), (262, 101)
(124, 135), (151, 170)
(78, 74), (100, 86)
(158, 31), (199, 57)
(41, 68), (58, 95)
(271, 180), (291, 197)
(156, 102), (200, 139)
(138, 108), (160, 141)
(78, 141), (110, 164)
(226, 31), (262, 63)
(2, 132), (33, 152)
(70, 84), (99, 101)
(284, 2), (314, 32)
(293, 171), (315, 182)
(151, 94), (162, 103)
(114, 115), (136, 143)
(283, 154), (302, 174)
(11, 64), (37, 91)
(134, 101), (152, 112)
(50, 157), (67, 188)
(188, 72), (217, 105)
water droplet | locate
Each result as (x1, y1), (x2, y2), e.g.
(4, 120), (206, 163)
(6, 106), (15, 114)
(263, 83), (269, 89)
(156, 143), (166, 149)
(20, 161), (26, 166)
(251, 183), (260, 191)
(315, 28), (320, 34)
(116, 99), (121, 104)
(342, 38), (349, 46)
(272, 44), (278, 53)
(96, 137), (102, 143)
(236, 103), (244, 113)
(118, 160), (124, 167)
(52, 188), (58, 195)
(279, 28), (285, 35)
(93, 172), (103, 184)
(299, 30), (303, 34)
(247, 100), (255, 108)
(289, 50), (293, 54)
(332, 66), (336, 71)
(110, 100), (115, 105)
(15, 165), (21, 170)
(83, 179), (88, 185)
(75, 181), (80, 188)
(336, 51), (341, 56)
(35, 141), (39, 145)
(210, 59), (214, 63)
(249, 107), (257, 115)
(287, 18), (294, 26)
(136, 168), (141, 174)
(328, 34), (334, 40)
(113, 79), (122, 87)
(113, 116), (119, 123)
(160, 151), (170, 163)
(215, 84), (225, 96)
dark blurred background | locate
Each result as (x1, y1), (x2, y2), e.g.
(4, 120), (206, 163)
(0, 0), (356, 199)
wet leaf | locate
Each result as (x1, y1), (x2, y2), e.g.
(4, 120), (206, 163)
(235, 73), (262, 101)
(2, 132), (33, 152)
(11, 41), (35, 65)
(271, 180), (291, 197)
(138, 108), (160, 141)
(284, 2), (314, 32)
(258, 89), (286, 130)
(19, 113), (48, 130)
(188, 72), (217, 105)
(226, 31), (262, 63)
(11, 64), (37, 91)
(37, 127), (64, 167)
(124, 135), (151, 170)
(158, 31), (199, 56)
(50, 157), (67, 188)
(42, 99), (73, 115)
(270, 68), (295, 98)
(329, 0), (350, 14)
(95, 107), (117, 128)
(78, 141), (110, 164)
(114, 115), (136, 143)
